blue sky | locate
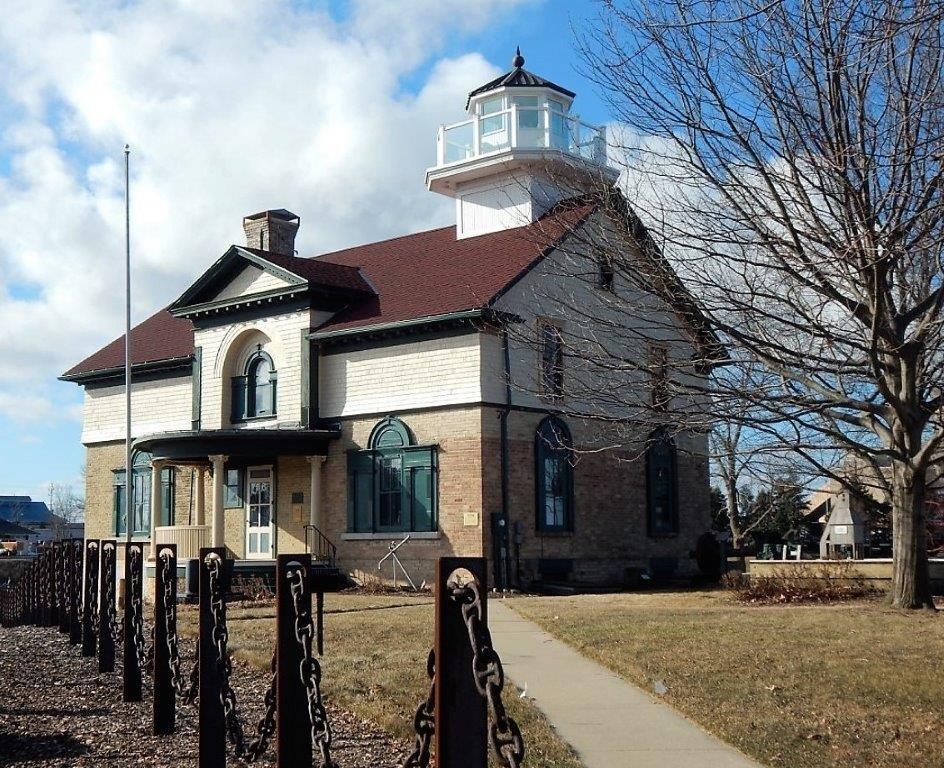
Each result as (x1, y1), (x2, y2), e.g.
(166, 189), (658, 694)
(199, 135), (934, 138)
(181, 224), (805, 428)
(0, 0), (612, 505)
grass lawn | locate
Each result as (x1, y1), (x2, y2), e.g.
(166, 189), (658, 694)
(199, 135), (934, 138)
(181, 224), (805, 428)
(178, 592), (582, 768)
(510, 590), (944, 768)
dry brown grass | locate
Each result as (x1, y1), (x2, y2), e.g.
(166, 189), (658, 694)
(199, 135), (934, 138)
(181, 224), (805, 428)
(178, 593), (582, 768)
(509, 590), (944, 768)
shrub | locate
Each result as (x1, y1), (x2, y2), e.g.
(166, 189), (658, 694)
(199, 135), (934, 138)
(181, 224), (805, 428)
(726, 562), (879, 604)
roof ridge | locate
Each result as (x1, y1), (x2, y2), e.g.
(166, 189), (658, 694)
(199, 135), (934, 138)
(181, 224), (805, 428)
(306, 223), (456, 262)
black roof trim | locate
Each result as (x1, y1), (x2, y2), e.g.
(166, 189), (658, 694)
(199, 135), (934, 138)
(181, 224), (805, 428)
(466, 67), (576, 109)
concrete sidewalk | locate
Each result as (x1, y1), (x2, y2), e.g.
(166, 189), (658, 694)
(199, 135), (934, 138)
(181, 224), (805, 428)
(488, 600), (765, 768)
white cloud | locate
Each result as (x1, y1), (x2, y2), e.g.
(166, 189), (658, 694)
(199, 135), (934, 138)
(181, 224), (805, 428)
(0, 0), (530, 422)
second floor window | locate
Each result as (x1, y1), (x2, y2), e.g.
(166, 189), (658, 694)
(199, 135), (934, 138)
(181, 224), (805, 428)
(540, 321), (564, 400)
(232, 350), (277, 421)
(648, 343), (669, 410)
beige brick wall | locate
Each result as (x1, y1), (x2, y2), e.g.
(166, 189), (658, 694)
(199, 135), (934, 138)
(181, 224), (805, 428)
(321, 406), (488, 585)
(481, 408), (712, 585)
(84, 441), (208, 541)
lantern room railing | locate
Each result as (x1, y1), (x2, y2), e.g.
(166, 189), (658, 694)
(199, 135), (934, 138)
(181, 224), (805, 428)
(436, 105), (607, 167)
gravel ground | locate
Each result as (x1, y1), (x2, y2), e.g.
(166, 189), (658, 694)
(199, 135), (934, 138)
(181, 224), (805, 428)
(0, 624), (408, 767)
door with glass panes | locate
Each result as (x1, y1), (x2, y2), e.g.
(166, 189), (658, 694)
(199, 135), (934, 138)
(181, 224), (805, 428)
(245, 466), (274, 559)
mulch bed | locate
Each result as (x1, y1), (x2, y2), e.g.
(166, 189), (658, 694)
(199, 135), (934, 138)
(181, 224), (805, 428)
(0, 625), (408, 767)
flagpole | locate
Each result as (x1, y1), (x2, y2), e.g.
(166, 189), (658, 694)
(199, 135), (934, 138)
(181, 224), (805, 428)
(124, 144), (132, 547)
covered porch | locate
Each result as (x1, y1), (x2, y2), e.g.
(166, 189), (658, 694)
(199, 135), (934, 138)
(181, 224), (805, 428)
(136, 428), (339, 565)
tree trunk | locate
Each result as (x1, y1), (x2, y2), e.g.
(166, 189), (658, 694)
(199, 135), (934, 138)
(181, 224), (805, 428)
(726, 477), (743, 549)
(890, 464), (935, 609)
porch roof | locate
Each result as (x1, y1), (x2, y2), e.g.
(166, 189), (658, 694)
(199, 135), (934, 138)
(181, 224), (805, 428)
(134, 427), (340, 462)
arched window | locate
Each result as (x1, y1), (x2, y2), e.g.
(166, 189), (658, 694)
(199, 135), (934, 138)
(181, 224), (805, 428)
(113, 452), (175, 536)
(647, 428), (679, 536)
(347, 417), (438, 534)
(231, 349), (277, 421)
(535, 417), (573, 532)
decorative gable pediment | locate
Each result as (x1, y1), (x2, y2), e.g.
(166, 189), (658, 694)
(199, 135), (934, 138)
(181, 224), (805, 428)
(169, 246), (309, 318)
(215, 264), (295, 301)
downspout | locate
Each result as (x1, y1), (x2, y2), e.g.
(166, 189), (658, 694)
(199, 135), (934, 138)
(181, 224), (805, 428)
(500, 328), (513, 588)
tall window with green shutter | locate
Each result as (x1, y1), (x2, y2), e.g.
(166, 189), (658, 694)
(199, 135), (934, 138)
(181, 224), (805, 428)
(535, 417), (574, 532)
(347, 417), (438, 533)
(114, 452), (175, 536)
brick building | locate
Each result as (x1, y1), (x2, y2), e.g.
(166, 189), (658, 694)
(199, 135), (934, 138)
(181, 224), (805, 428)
(62, 53), (714, 588)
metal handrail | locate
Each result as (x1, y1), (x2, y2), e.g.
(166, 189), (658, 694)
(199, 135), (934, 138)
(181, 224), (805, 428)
(303, 525), (337, 566)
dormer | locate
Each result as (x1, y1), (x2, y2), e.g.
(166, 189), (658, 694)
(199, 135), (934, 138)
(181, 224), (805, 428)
(426, 48), (619, 239)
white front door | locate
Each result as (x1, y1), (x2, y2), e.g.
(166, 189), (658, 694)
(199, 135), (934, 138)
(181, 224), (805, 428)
(246, 466), (274, 559)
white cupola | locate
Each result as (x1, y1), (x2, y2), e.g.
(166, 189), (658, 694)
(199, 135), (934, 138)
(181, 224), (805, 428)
(426, 48), (618, 239)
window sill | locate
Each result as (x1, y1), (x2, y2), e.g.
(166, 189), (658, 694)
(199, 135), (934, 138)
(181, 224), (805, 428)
(341, 531), (441, 541)
(231, 414), (278, 424)
(536, 530), (573, 538)
(648, 532), (680, 540)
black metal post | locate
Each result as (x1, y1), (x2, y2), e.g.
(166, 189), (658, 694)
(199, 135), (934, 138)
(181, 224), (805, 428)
(99, 541), (117, 673)
(37, 548), (49, 627)
(153, 543), (177, 735)
(276, 554), (313, 768)
(310, 568), (334, 657)
(55, 541), (67, 631)
(123, 541), (145, 702)
(435, 557), (488, 768)
(82, 540), (100, 656)
(199, 547), (227, 768)
(69, 540), (82, 645)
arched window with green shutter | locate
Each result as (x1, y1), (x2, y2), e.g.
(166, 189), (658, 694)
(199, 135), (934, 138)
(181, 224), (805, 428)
(347, 417), (438, 533)
(535, 417), (574, 532)
(646, 428), (679, 536)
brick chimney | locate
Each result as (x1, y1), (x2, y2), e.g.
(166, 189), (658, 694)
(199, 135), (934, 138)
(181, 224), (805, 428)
(242, 209), (300, 254)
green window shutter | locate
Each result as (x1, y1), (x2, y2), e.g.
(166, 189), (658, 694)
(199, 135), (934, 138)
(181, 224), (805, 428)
(114, 470), (126, 536)
(410, 466), (435, 532)
(161, 468), (175, 527)
(231, 376), (247, 421)
(347, 451), (375, 532)
(403, 447), (437, 532)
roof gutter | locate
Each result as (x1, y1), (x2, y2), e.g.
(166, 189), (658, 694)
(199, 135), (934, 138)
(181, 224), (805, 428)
(59, 355), (193, 385)
(308, 308), (522, 344)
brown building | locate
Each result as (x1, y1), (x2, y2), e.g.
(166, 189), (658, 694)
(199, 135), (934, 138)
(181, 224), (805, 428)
(62, 54), (714, 589)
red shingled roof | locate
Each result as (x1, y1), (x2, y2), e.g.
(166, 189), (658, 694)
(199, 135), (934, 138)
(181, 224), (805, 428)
(239, 247), (374, 295)
(62, 308), (195, 379)
(62, 201), (596, 380)
(311, 201), (596, 332)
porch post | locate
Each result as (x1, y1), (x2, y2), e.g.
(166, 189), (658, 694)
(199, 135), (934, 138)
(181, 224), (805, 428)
(194, 467), (206, 526)
(306, 456), (326, 530)
(149, 460), (165, 559)
(209, 455), (227, 549)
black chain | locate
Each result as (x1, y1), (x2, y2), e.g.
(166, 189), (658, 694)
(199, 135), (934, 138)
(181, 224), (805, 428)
(85, 551), (98, 635)
(160, 551), (199, 705)
(402, 648), (436, 768)
(207, 554), (246, 756)
(129, 547), (151, 675)
(450, 578), (525, 768)
(288, 566), (336, 768)
(244, 653), (277, 762)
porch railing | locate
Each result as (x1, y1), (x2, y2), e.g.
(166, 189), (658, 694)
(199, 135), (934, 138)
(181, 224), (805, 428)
(303, 525), (337, 567)
(437, 105), (607, 167)
(154, 525), (210, 561)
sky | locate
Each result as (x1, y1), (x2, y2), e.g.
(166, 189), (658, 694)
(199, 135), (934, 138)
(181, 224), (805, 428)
(0, 0), (613, 504)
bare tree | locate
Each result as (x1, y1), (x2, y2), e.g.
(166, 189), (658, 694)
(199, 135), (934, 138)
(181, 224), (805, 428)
(47, 482), (84, 537)
(559, 0), (944, 608)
